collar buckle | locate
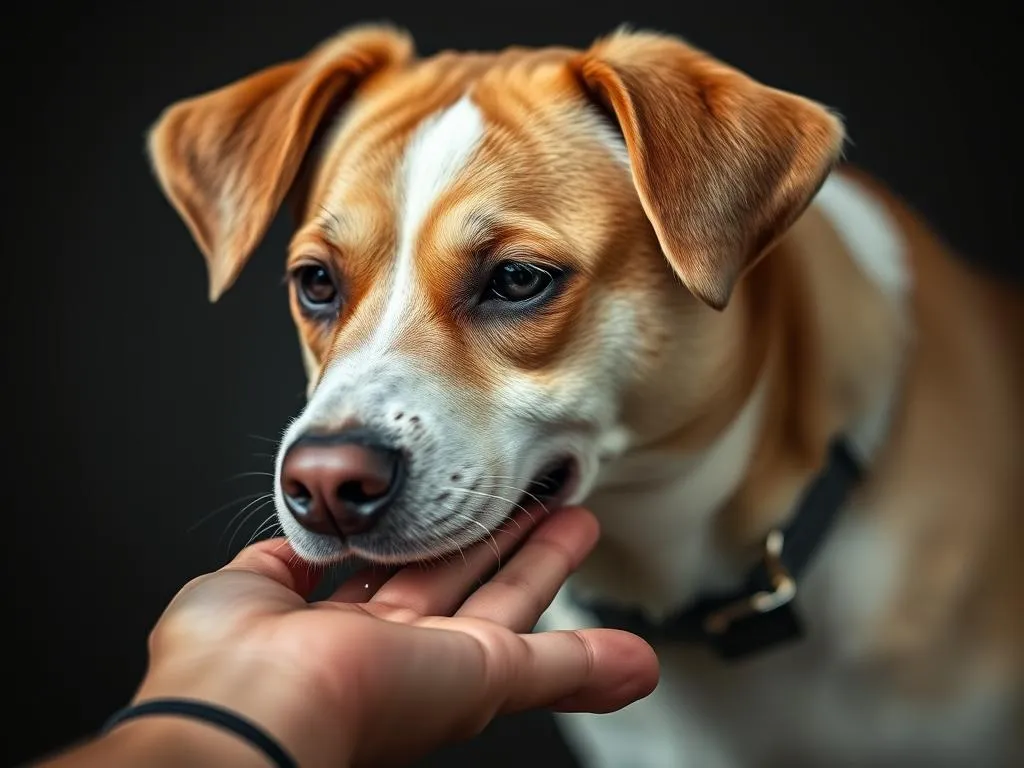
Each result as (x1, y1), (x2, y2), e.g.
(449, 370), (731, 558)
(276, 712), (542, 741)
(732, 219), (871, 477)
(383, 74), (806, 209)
(703, 529), (796, 637)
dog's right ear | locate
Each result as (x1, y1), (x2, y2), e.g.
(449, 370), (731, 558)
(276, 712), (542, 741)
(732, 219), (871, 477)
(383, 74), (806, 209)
(571, 30), (845, 310)
(147, 25), (414, 302)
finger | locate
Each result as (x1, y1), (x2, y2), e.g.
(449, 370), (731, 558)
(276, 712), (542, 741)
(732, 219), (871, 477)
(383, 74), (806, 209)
(455, 506), (599, 632)
(219, 538), (323, 599)
(358, 507), (540, 615)
(468, 626), (659, 720)
(507, 629), (659, 715)
(328, 563), (399, 604)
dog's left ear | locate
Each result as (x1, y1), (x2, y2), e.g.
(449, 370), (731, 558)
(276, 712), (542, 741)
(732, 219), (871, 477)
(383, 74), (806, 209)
(148, 25), (414, 301)
(572, 30), (845, 309)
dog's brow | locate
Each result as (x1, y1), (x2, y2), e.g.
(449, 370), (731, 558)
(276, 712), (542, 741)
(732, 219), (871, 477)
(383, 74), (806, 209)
(316, 206), (344, 240)
(463, 210), (501, 256)
(466, 209), (499, 238)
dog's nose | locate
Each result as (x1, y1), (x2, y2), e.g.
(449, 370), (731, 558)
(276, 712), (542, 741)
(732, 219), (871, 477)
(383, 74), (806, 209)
(279, 431), (405, 537)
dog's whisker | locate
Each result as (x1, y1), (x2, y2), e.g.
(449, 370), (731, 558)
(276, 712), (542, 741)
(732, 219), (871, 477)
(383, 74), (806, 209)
(225, 498), (275, 553)
(246, 434), (281, 445)
(472, 482), (548, 519)
(220, 493), (275, 539)
(243, 513), (284, 550)
(475, 475), (558, 499)
(475, 474), (538, 484)
(225, 497), (274, 546)
(443, 536), (468, 569)
(241, 515), (274, 550)
(405, 521), (473, 570)
(443, 487), (532, 527)
(271, 538), (290, 555)
(428, 525), (468, 569)
(438, 505), (501, 567)
(187, 491), (271, 533)
(224, 470), (275, 481)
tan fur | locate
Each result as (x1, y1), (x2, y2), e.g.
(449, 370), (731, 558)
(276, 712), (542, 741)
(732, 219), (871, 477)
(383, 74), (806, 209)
(846, 173), (1024, 693)
(714, 172), (1024, 697)
(148, 24), (1024, 765)
(717, 195), (908, 557)
(573, 32), (845, 309)
(149, 26), (414, 302)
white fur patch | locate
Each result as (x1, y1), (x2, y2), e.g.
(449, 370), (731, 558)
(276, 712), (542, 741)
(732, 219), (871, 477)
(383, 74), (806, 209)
(813, 171), (911, 464)
(813, 173), (911, 302)
(368, 94), (485, 355)
(579, 379), (768, 616)
(273, 96), (486, 560)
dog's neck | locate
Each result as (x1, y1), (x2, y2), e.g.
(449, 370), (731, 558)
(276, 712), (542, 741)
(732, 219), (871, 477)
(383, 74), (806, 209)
(574, 172), (911, 618)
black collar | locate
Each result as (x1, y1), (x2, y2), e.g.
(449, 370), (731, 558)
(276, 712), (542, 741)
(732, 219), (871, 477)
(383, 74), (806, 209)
(577, 438), (865, 661)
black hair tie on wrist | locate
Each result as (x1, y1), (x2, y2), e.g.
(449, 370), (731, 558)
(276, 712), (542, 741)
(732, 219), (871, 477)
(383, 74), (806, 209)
(103, 698), (298, 768)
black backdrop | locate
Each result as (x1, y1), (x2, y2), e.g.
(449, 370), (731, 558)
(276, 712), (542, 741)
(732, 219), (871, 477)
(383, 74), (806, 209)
(3, 2), (1019, 766)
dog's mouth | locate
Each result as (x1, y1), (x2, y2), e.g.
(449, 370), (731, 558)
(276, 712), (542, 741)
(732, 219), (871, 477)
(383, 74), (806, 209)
(519, 457), (578, 513)
(309, 456), (582, 567)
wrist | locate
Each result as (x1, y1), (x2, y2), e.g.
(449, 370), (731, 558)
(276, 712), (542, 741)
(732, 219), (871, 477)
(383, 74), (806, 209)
(38, 714), (279, 768)
(101, 714), (275, 767)
(132, 648), (354, 768)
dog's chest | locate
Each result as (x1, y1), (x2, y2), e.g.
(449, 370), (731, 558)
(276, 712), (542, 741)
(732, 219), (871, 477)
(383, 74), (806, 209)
(649, 513), (1003, 766)
(547, 507), (1010, 767)
(572, 383), (767, 614)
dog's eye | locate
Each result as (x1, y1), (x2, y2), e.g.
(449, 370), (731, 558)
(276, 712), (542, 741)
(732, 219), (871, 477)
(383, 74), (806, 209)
(293, 264), (338, 310)
(487, 261), (553, 303)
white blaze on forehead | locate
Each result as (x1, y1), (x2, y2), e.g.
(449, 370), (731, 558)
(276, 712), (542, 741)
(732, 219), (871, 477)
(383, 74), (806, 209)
(367, 94), (486, 354)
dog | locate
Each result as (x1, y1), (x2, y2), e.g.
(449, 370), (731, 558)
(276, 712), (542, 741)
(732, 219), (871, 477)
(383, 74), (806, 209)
(147, 24), (1023, 767)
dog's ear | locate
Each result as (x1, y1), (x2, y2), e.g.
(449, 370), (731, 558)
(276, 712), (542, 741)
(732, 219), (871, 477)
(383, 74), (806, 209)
(571, 30), (845, 310)
(147, 25), (414, 301)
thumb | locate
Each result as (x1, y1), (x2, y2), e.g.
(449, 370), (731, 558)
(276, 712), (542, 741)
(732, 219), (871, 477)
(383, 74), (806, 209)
(161, 539), (319, 625)
(219, 537), (322, 598)
(503, 629), (660, 714)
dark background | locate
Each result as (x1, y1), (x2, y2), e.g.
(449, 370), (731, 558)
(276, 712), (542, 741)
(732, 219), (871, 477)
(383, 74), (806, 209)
(3, 2), (1019, 766)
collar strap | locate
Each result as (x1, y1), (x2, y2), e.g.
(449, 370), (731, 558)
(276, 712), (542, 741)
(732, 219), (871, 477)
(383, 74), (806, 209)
(579, 438), (865, 661)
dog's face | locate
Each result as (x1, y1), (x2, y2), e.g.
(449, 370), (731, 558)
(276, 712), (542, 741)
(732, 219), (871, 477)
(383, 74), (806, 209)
(149, 26), (843, 564)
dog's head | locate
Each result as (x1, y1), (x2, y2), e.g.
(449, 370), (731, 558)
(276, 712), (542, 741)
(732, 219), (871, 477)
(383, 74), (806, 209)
(149, 25), (844, 564)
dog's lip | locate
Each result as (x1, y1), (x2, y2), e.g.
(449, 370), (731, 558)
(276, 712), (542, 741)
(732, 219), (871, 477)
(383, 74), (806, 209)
(518, 456), (579, 514)
(343, 458), (581, 565)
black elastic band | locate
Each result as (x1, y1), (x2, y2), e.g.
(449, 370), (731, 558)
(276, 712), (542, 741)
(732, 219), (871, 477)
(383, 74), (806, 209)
(103, 698), (298, 768)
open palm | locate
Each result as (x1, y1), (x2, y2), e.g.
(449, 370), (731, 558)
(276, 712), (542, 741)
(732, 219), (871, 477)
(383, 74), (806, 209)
(136, 507), (659, 768)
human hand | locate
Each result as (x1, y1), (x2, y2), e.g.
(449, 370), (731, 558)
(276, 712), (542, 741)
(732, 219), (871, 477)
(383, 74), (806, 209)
(115, 506), (658, 767)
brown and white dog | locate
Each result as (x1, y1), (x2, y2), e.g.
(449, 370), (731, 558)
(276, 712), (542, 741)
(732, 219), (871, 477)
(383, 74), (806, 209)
(148, 24), (1023, 767)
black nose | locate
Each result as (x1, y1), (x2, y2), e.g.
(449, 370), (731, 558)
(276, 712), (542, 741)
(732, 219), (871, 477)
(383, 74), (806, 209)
(279, 430), (405, 537)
